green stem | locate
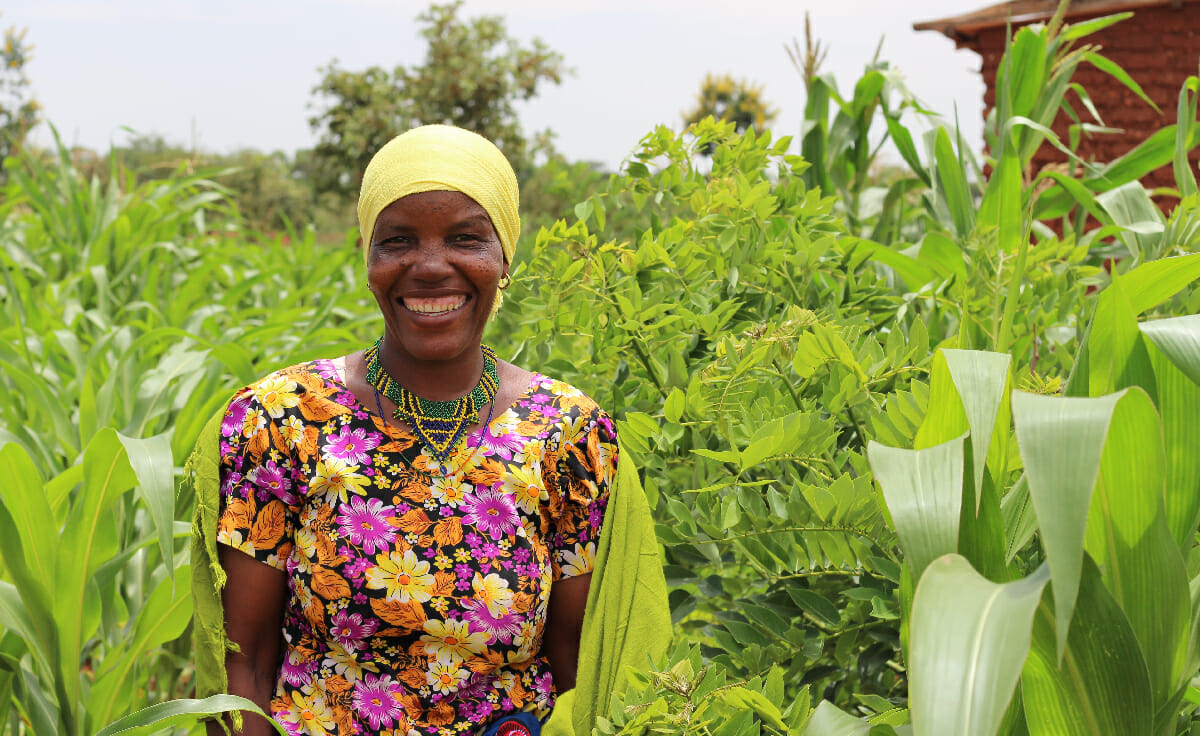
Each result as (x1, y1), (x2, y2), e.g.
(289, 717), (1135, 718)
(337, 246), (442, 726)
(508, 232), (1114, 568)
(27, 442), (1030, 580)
(995, 199), (1036, 354)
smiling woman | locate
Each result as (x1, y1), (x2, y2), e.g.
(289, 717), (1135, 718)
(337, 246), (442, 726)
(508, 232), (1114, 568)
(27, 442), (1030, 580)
(188, 125), (669, 736)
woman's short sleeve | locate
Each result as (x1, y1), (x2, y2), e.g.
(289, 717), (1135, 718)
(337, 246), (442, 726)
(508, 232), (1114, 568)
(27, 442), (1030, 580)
(548, 405), (618, 581)
(216, 386), (300, 571)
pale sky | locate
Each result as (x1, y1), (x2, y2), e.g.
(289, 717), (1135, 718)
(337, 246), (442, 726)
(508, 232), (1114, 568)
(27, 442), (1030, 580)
(6, 0), (986, 171)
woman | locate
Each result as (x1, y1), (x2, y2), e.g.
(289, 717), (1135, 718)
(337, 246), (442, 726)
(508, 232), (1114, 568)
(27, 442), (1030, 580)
(209, 125), (620, 736)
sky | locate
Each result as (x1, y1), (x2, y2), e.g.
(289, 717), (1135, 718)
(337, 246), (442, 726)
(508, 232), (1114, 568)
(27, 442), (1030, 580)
(5, 0), (987, 172)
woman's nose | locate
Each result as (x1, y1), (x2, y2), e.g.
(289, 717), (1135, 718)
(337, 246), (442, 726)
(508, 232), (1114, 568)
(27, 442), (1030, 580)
(408, 241), (455, 281)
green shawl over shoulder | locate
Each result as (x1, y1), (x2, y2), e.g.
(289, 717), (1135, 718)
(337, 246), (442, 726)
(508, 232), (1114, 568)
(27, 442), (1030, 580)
(188, 408), (672, 736)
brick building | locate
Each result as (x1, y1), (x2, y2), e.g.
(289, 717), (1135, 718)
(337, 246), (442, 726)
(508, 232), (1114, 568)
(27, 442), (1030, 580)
(915, 0), (1200, 193)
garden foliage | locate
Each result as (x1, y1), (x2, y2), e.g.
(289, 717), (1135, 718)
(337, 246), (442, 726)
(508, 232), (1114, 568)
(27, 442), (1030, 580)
(2, 4), (1200, 736)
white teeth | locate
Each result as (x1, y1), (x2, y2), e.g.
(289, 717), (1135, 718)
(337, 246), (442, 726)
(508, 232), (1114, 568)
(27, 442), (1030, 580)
(404, 296), (467, 314)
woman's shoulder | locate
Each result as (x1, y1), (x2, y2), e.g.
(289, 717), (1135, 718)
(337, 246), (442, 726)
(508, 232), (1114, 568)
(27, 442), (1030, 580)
(222, 357), (355, 427)
(519, 372), (617, 443)
(229, 358), (345, 400)
(525, 372), (604, 412)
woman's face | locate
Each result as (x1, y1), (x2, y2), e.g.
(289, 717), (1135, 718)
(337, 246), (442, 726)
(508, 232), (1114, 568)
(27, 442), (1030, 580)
(367, 190), (507, 366)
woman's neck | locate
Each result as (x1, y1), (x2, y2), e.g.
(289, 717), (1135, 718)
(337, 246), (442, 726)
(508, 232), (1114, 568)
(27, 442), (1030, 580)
(377, 342), (486, 402)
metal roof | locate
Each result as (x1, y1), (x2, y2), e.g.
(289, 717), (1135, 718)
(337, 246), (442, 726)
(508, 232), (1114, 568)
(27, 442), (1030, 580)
(914, 0), (1194, 41)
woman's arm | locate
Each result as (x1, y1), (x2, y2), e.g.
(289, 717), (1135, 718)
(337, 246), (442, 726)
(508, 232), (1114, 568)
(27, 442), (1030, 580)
(543, 573), (591, 692)
(208, 545), (289, 736)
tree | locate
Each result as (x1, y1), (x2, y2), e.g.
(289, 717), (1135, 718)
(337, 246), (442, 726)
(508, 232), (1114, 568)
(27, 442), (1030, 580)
(0, 19), (38, 165)
(308, 1), (567, 200)
(682, 73), (777, 138)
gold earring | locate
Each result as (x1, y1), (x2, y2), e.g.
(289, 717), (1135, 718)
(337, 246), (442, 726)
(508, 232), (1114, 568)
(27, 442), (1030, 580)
(498, 274), (511, 290)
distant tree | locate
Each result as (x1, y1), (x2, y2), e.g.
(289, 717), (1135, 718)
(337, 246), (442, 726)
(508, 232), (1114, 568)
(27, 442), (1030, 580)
(308, 1), (567, 200)
(0, 19), (38, 165)
(682, 73), (777, 141)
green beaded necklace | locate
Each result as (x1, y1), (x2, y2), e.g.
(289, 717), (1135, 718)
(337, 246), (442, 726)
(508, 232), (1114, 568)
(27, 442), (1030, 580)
(364, 338), (499, 462)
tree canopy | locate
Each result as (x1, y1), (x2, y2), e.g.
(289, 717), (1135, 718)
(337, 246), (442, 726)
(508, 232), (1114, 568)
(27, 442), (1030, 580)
(307, 1), (567, 200)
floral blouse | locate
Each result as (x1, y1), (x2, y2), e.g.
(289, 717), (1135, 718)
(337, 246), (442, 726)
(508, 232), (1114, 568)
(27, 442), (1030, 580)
(216, 359), (616, 736)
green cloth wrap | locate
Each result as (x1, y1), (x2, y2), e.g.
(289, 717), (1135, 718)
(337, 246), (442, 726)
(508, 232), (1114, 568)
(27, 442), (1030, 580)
(189, 405), (672, 736)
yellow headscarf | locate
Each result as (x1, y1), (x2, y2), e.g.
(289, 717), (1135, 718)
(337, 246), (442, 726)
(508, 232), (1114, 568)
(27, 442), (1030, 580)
(357, 125), (520, 268)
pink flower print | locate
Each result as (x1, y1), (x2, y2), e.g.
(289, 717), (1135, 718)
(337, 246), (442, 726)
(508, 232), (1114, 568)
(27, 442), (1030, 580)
(534, 671), (554, 698)
(462, 598), (522, 644)
(221, 470), (243, 496)
(336, 497), (397, 554)
(279, 648), (317, 687)
(462, 487), (519, 541)
(315, 360), (340, 382)
(475, 425), (523, 460)
(329, 609), (379, 651)
(325, 425), (382, 465)
(247, 460), (297, 504)
(221, 394), (250, 438)
(353, 673), (403, 730)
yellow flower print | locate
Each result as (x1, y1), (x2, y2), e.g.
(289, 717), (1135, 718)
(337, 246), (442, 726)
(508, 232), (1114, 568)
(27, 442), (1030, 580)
(290, 691), (336, 736)
(312, 457), (369, 504)
(366, 549), (435, 603)
(430, 475), (471, 506)
(293, 525), (318, 573)
(507, 460), (544, 513)
(426, 661), (465, 694)
(242, 407), (267, 437)
(561, 542), (596, 577)
(322, 640), (378, 682)
(472, 572), (514, 618)
(280, 415), (305, 447)
(216, 529), (254, 555)
(420, 619), (489, 664)
(253, 375), (301, 418)
(560, 414), (588, 447)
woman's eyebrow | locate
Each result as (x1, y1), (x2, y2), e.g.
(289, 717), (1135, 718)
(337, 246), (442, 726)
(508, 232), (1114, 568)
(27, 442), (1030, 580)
(451, 215), (493, 228)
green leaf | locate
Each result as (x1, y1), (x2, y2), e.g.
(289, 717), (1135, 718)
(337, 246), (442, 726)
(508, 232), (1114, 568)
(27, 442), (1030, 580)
(1084, 50), (1158, 112)
(88, 566), (194, 727)
(1021, 557), (1153, 735)
(868, 435), (964, 581)
(1175, 77), (1200, 198)
(933, 128), (976, 238)
(92, 694), (286, 736)
(721, 687), (787, 731)
(1095, 182), (1163, 262)
(1141, 316), (1200, 546)
(1012, 390), (1119, 659)
(115, 432), (176, 578)
(1114, 253), (1200, 316)
(1084, 387), (1189, 706)
(884, 115), (929, 187)
(1001, 475), (1037, 565)
(1087, 274), (1157, 399)
(908, 556), (1049, 736)
(864, 242), (937, 292)
(940, 350), (1011, 510)
(803, 699), (873, 736)
(915, 232), (966, 283)
(55, 428), (138, 727)
(787, 588), (842, 628)
(1141, 314), (1200, 387)
(0, 444), (55, 584)
(1060, 12), (1131, 40)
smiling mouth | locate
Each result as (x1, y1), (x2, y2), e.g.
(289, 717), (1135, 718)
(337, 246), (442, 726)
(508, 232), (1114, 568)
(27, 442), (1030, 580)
(403, 295), (468, 315)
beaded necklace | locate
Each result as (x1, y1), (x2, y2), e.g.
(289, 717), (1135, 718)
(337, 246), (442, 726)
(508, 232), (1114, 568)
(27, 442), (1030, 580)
(364, 337), (499, 463)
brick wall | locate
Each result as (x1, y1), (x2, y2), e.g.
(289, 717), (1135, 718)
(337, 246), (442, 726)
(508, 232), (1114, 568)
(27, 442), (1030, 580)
(967, 4), (1200, 198)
